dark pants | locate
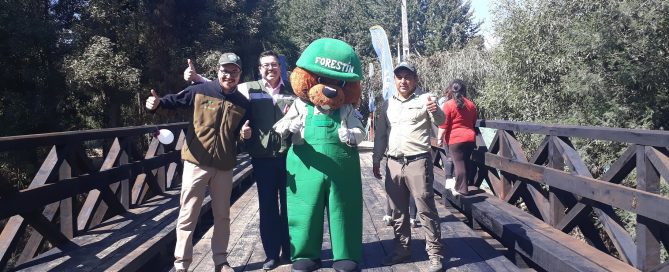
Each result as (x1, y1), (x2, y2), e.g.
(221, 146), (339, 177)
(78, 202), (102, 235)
(385, 195), (417, 219)
(252, 156), (290, 260)
(449, 142), (476, 195)
(439, 143), (454, 179)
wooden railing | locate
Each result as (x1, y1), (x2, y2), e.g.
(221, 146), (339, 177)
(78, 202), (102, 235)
(455, 120), (669, 271)
(0, 123), (188, 270)
(3, 119), (668, 271)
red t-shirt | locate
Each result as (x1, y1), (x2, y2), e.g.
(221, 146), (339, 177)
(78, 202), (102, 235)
(439, 98), (477, 144)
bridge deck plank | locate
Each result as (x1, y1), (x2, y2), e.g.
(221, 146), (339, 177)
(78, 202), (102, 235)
(443, 188), (639, 272)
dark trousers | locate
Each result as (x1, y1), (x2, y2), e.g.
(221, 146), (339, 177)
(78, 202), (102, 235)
(449, 142), (476, 194)
(385, 195), (417, 219)
(252, 156), (290, 260)
(439, 143), (454, 179)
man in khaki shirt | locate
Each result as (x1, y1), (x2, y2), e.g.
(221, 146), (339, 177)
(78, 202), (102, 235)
(372, 62), (445, 272)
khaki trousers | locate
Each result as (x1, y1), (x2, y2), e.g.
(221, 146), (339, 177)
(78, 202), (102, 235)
(385, 155), (442, 257)
(174, 161), (233, 270)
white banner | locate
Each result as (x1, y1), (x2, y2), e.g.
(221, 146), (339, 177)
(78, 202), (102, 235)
(369, 25), (396, 101)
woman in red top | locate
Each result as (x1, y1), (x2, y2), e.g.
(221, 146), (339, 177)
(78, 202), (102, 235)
(438, 79), (477, 195)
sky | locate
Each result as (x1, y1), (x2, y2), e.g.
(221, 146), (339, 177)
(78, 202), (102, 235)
(469, 0), (498, 47)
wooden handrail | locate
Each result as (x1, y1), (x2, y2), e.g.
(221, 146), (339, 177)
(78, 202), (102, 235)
(477, 120), (669, 146)
(0, 122), (189, 151)
(434, 119), (669, 271)
(0, 122), (189, 270)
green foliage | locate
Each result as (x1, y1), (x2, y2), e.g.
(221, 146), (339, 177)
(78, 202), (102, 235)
(63, 36), (141, 128)
(481, 0), (669, 130)
(0, 0), (482, 136)
(64, 36), (140, 91)
(272, 0), (481, 65)
(0, 1), (65, 136)
(475, 0), (669, 178)
(411, 44), (493, 99)
(408, 0), (483, 55)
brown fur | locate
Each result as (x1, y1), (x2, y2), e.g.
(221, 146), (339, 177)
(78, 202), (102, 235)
(289, 67), (363, 110)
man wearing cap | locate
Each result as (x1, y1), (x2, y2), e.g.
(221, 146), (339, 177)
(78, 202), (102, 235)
(145, 52), (251, 272)
(184, 50), (295, 270)
(372, 61), (445, 272)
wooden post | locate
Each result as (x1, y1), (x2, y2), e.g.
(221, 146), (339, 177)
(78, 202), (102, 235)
(156, 144), (166, 193)
(547, 136), (566, 227)
(497, 130), (513, 200)
(58, 146), (74, 239)
(119, 140), (130, 210)
(635, 145), (661, 270)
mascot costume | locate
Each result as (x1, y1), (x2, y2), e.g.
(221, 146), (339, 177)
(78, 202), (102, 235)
(273, 38), (365, 272)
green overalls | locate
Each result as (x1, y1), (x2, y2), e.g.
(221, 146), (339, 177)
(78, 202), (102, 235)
(286, 104), (362, 262)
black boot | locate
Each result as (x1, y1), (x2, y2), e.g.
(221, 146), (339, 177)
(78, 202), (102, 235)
(291, 259), (321, 272)
(333, 260), (360, 272)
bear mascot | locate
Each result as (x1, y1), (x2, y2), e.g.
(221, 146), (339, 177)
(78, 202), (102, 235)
(273, 38), (365, 272)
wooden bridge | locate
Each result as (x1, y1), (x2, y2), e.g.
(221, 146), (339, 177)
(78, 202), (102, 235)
(1, 120), (668, 271)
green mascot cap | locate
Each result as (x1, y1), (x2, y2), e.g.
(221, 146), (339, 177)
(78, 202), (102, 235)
(296, 38), (363, 82)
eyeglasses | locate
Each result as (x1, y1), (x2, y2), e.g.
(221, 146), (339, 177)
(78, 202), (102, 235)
(260, 62), (280, 69)
(218, 68), (241, 77)
(318, 77), (346, 88)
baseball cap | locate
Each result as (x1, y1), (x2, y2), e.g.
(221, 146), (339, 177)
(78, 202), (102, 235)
(393, 61), (417, 74)
(296, 38), (362, 81)
(218, 52), (242, 69)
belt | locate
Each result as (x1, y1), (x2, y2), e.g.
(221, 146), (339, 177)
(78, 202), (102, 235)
(387, 152), (430, 164)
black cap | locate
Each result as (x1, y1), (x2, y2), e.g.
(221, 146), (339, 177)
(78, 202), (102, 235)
(218, 52), (242, 69)
(393, 61), (417, 74)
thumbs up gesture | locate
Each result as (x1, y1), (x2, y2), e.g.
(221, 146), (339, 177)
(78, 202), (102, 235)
(145, 89), (161, 110)
(425, 94), (437, 113)
(183, 58), (200, 82)
(241, 120), (252, 140)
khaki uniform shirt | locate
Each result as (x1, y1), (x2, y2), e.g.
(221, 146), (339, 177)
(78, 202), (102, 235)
(372, 90), (445, 165)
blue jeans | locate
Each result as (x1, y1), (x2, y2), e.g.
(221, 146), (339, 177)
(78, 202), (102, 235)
(440, 143), (454, 179)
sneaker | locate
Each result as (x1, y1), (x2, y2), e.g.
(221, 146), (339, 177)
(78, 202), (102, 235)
(263, 258), (279, 270)
(428, 255), (443, 272)
(382, 215), (392, 226)
(444, 178), (455, 190)
(215, 262), (234, 272)
(382, 249), (411, 265)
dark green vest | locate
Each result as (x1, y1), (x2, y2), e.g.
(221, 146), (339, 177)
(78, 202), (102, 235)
(244, 80), (296, 158)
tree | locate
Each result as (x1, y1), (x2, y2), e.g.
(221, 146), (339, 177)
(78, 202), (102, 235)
(407, 0), (483, 55)
(0, 1), (65, 136)
(480, 0), (669, 130)
(63, 36), (140, 128)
